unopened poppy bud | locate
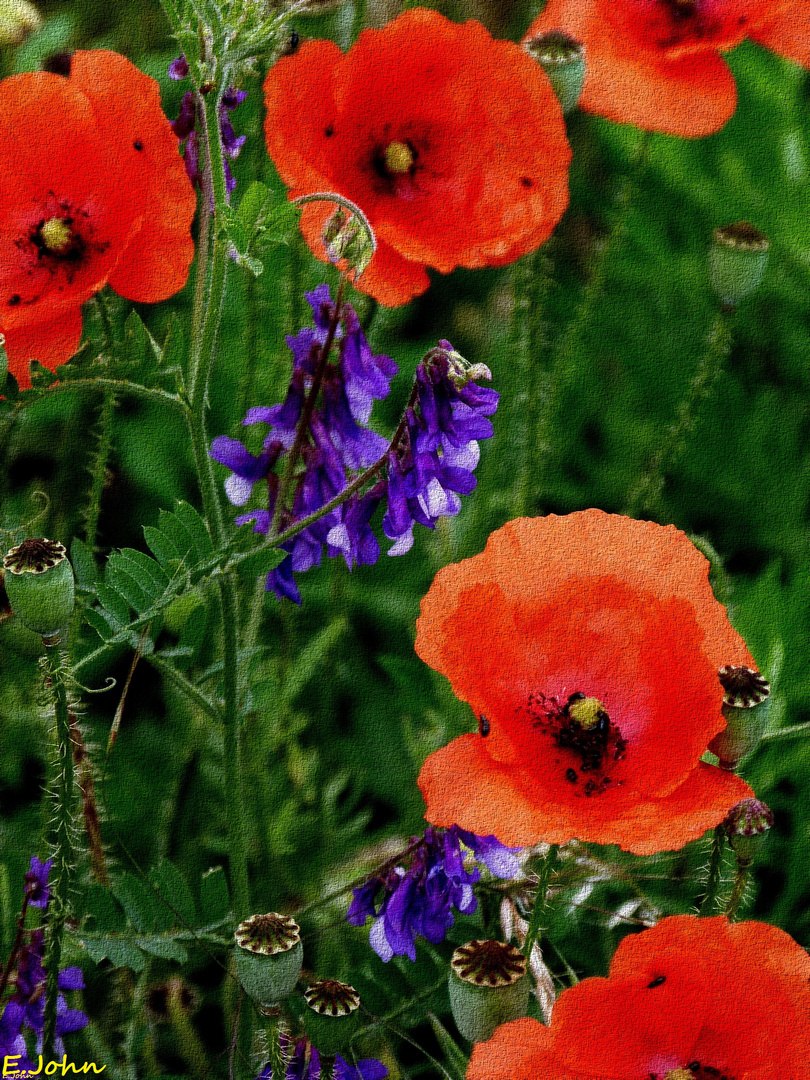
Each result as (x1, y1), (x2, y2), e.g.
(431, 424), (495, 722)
(322, 209), (374, 277)
(708, 665), (771, 769)
(522, 31), (585, 115)
(0, 0), (41, 45)
(449, 940), (529, 1043)
(723, 797), (774, 863)
(709, 222), (770, 308)
(303, 978), (361, 1053)
(3, 539), (75, 640)
(234, 913), (303, 1005)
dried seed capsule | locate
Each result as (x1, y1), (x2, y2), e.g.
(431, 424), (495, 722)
(234, 913), (303, 1005)
(449, 939), (529, 1043)
(3, 538), (75, 640)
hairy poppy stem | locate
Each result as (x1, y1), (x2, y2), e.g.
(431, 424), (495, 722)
(697, 824), (725, 915)
(523, 845), (558, 959)
(623, 307), (735, 517)
(724, 858), (751, 921)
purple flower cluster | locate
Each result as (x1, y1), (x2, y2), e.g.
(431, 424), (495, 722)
(210, 286), (498, 603)
(0, 859), (88, 1067)
(260, 1037), (387, 1080)
(347, 826), (521, 963)
(169, 56), (246, 198)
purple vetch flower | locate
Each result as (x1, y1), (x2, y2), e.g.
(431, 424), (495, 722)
(0, 860), (88, 1063)
(259, 1038), (387, 1080)
(347, 826), (520, 963)
(24, 857), (52, 909)
(169, 56), (247, 198)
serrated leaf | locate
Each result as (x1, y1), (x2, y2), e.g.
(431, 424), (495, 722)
(235, 545), (287, 583)
(133, 936), (188, 963)
(82, 884), (126, 933)
(106, 560), (154, 614)
(113, 872), (172, 933)
(237, 181), (275, 230)
(199, 866), (230, 926)
(150, 861), (196, 928)
(70, 538), (97, 587)
(83, 936), (145, 971)
(161, 314), (185, 371)
(175, 502), (213, 559)
(95, 581), (130, 624)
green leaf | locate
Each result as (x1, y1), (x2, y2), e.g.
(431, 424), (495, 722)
(282, 617), (348, 707)
(117, 549), (171, 599)
(83, 937), (146, 971)
(113, 872), (172, 933)
(161, 314), (186, 372)
(106, 559), (154, 614)
(70, 537), (97, 587)
(235, 545), (287, 583)
(82, 884), (126, 934)
(175, 501), (213, 560)
(133, 936), (188, 963)
(143, 525), (182, 569)
(83, 607), (117, 642)
(95, 580), (130, 624)
(121, 309), (161, 368)
(199, 866), (230, 927)
(237, 181), (275, 231)
(426, 1012), (469, 1080)
(150, 861), (196, 928)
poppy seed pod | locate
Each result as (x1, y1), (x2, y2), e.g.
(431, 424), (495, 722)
(302, 979), (361, 1054)
(234, 913), (303, 1005)
(709, 222), (770, 308)
(523, 31), (586, 115)
(723, 797), (774, 863)
(3, 538), (75, 640)
(708, 665), (771, 770)
(449, 940), (529, 1043)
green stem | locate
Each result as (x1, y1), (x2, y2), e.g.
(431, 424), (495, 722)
(523, 844), (558, 958)
(760, 720), (810, 742)
(724, 858), (751, 921)
(84, 387), (117, 558)
(42, 643), (77, 1062)
(622, 307), (734, 517)
(264, 1010), (286, 1080)
(697, 825), (725, 916)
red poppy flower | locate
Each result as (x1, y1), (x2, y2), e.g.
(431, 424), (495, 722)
(523, 0), (810, 137)
(416, 511), (756, 855)
(0, 50), (196, 388)
(468, 916), (810, 1080)
(263, 8), (571, 306)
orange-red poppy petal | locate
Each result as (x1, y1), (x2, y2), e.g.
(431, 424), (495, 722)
(524, 0), (738, 137)
(417, 733), (752, 854)
(750, 8), (810, 67)
(3, 306), (84, 388)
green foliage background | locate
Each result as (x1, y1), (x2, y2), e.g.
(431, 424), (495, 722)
(0, 0), (809, 1073)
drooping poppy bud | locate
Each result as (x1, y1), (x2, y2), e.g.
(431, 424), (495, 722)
(303, 978), (361, 1054)
(708, 665), (771, 770)
(234, 913), (303, 1005)
(709, 222), (770, 309)
(522, 30), (585, 115)
(3, 538), (75, 641)
(448, 939), (529, 1043)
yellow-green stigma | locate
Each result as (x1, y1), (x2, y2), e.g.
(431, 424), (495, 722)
(384, 140), (414, 174)
(567, 696), (607, 730)
(39, 217), (73, 253)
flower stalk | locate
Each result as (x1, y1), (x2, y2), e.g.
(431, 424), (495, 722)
(697, 824), (725, 915)
(41, 643), (77, 1062)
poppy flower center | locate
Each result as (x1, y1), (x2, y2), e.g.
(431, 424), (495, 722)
(39, 217), (73, 253)
(661, 1065), (736, 1080)
(384, 140), (415, 175)
(31, 214), (86, 263)
(529, 691), (628, 796)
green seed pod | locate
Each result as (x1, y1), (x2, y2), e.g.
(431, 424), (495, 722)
(449, 940), (529, 1044)
(523, 31), (585, 116)
(709, 222), (770, 308)
(3, 538), (75, 640)
(234, 913), (303, 1006)
(707, 665), (771, 770)
(302, 979), (361, 1054)
(723, 797), (774, 863)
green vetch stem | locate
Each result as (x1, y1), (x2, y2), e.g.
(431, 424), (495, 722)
(42, 641), (78, 1062)
(622, 306), (734, 517)
(697, 824), (725, 916)
(724, 857), (751, 921)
